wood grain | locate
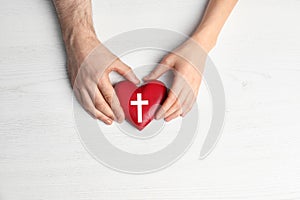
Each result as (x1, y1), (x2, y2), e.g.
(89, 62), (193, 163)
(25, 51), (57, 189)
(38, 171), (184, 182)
(1, 0), (300, 199)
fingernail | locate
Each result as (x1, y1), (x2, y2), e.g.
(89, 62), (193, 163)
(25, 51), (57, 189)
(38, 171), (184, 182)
(155, 112), (163, 120)
(155, 114), (160, 120)
(109, 115), (115, 120)
(165, 117), (171, 122)
(117, 117), (124, 123)
(133, 80), (140, 85)
(106, 119), (112, 125)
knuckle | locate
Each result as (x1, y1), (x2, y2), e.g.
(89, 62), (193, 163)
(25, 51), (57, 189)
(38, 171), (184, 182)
(175, 102), (181, 109)
(85, 107), (96, 117)
(124, 64), (132, 70)
(110, 65), (117, 71)
(92, 113), (99, 119)
(160, 105), (168, 113)
(82, 101), (89, 108)
(104, 94), (113, 104)
(83, 79), (93, 87)
(181, 69), (189, 77)
(98, 78), (105, 86)
(86, 105), (94, 112)
(115, 58), (122, 63)
(95, 99), (103, 110)
(182, 101), (189, 109)
(182, 62), (191, 68)
(170, 95), (178, 102)
(95, 113), (104, 120)
(168, 92), (177, 100)
(96, 102), (107, 111)
(173, 109), (181, 116)
(178, 67), (190, 77)
(123, 67), (132, 75)
(162, 55), (173, 65)
(76, 83), (86, 91)
(172, 108), (181, 116)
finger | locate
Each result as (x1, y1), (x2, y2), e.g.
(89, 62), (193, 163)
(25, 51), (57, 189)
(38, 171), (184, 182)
(170, 77), (194, 117)
(80, 89), (113, 125)
(181, 92), (196, 117)
(155, 90), (177, 120)
(155, 77), (183, 119)
(144, 55), (175, 80)
(165, 109), (182, 122)
(163, 86), (190, 119)
(164, 78), (191, 118)
(95, 92), (116, 121)
(86, 84), (115, 120)
(114, 61), (140, 84)
(164, 99), (181, 119)
(73, 88), (83, 105)
(143, 63), (171, 81)
(98, 76), (125, 123)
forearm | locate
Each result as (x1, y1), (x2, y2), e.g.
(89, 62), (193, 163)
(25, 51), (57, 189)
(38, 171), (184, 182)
(53, 0), (99, 61)
(192, 0), (238, 52)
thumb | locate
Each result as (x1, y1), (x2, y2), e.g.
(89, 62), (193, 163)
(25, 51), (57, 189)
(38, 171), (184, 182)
(114, 61), (140, 84)
(143, 56), (174, 80)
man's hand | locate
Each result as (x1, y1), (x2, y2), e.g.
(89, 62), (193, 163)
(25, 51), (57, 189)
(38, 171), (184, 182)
(143, 39), (206, 122)
(70, 40), (140, 125)
(53, 0), (139, 125)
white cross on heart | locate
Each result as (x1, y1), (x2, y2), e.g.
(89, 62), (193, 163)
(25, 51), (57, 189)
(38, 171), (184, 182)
(130, 93), (149, 123)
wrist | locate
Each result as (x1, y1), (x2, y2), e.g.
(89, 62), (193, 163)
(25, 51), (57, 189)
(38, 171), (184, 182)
(64, 26), (100, 64)
(191, 29), (217, 53)
(63, 24), (98, 47)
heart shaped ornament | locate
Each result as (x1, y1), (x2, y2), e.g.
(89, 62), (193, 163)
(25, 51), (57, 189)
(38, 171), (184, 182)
(114, 80), (168, 130)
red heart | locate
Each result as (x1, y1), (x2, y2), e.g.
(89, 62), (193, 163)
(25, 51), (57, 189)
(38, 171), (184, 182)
(114, 80), (167, 130)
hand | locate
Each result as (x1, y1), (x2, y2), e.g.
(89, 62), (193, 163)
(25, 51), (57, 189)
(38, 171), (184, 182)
(66, 33), (140, 125)
(143, 38), (207, 122)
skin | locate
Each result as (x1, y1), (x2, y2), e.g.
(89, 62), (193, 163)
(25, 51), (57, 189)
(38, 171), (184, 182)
(53, 0), (237, 124)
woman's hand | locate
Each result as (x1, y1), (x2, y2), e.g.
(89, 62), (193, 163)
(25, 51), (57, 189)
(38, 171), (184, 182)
(143, 38), (208, 122)
(66, 33), (139, 125)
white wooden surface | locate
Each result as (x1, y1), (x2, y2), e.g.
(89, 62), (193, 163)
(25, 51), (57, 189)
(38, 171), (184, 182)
(1, 0), (300, 199)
